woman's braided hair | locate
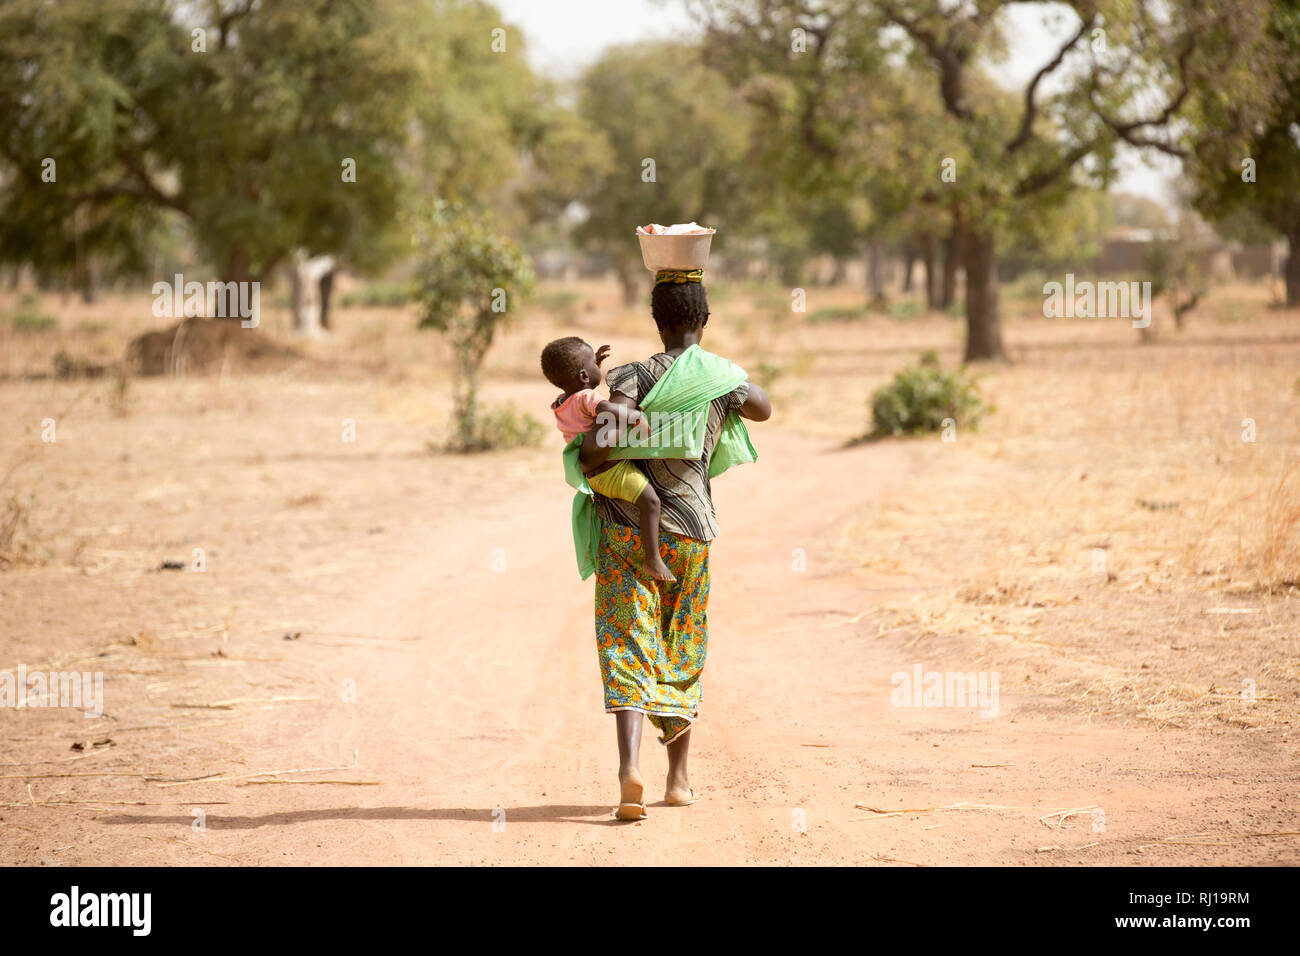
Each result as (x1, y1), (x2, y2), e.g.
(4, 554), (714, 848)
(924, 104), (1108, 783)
(651, 279), (709, 335)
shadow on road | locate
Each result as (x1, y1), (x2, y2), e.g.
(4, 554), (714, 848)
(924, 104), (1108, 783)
(99, 804), (623, 828)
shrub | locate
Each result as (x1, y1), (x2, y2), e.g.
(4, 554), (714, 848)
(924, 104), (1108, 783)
(0, 492), (40, 568)
(868, 351), (991, 437)
(888, 300), (923, 321)
(10, 294), (56, 332)
(808, 305), (867, 323)
(340, 282), (414, 308)
(439, 402), (544, 453)
(412, 201), (535, 453)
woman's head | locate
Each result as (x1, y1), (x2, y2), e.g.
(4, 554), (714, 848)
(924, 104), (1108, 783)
(651, 274), (709, 344)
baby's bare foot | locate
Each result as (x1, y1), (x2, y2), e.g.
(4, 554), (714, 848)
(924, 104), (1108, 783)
(644, 555), (676, 582)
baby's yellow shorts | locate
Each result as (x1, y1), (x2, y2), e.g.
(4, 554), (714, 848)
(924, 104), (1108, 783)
(586, 459), (648, 503)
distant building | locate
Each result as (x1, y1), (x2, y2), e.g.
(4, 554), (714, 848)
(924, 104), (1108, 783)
(1096, 227), (1280, 281)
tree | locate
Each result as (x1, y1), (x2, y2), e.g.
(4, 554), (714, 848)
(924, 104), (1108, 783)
(413, 202), (535, 452)
(697, 0), (1283, 360)
(1190, 0), (1300, 306)
(0, 1), (176, 299)
(695, 1), (902, 295)
(0, 0), (595, 328)
(575, 42), (753, 305)
(0, 0), (422, 291)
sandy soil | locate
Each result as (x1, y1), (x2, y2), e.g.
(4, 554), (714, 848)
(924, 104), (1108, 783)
(1, 281), (1297, 865)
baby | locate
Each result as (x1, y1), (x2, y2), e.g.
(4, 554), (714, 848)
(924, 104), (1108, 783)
(541, 336), (675, 582)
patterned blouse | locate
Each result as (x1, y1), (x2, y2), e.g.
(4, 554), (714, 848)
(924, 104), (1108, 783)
(596, 352), (749, 542)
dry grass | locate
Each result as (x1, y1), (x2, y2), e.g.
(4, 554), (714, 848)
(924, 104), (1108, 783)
(826, 281), (1300, 729)
(1, 276), (1296, 732)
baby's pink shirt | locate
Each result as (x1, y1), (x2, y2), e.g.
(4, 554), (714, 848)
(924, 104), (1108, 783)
(552, 389), (602, 442)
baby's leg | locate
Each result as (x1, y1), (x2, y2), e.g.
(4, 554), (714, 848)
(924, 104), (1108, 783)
(634, 484), (675, 582)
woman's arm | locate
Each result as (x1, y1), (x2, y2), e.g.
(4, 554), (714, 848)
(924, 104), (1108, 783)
(739, 381), (772, 422)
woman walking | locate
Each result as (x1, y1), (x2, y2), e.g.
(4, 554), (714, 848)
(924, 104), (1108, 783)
(588, 271), (770, 820)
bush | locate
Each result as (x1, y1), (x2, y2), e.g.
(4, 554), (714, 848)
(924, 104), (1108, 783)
(413, 201), (535, 455)
(0, 492), (41, 568)
(808, 305), (867, 323)
(440, 402), (544, 453)
(10, 294), (56, 332)
(341, 282), (414, 308)
(888, 300), (923, 321)
(868, 351), (991, 437)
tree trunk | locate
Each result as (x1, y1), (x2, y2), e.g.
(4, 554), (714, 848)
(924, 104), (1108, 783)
(1287, 231), (1300, 308)
(941, 225), (962, 310)
(963, 228), (1005, 361)
(222, 246), (253, 286)
(900, 244), (915, 293)
(615, 258), (641, 307)
(287, 251), (336, 337)
(866, 240), (885, 305)
(921, 234), (937, 309)
(319, 268), (336, 331)
(829, 257), (846, 286)
(75, 261), (97, 304)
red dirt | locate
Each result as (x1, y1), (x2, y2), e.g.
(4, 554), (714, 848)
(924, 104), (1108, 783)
(2, 420), (1294, 865)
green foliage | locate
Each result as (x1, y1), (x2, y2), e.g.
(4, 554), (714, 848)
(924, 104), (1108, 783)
(869, 352), (991, 437)
(0, 0), (591, 289)
(414, 203), (535, 341)
(807, 305), (867, 323)
(1144, 240), (1207, 302)
(413, 201), (535, 453)
(888, 301), (924, 321)
(340, 282), (414, 309)
(1005, 272), (1052, 304)
(1145, 236), (1210, 326)
(0, 0), (424, 282)
(697, 0), (1284, 356)
(574, 42), (751, 290)
(9, 294), (56, 332)
(441, 403), (545, 454)
(1188, 0), (1300, 302)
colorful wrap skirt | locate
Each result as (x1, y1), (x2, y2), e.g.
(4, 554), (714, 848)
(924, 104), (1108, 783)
(594, 523), (711, 745)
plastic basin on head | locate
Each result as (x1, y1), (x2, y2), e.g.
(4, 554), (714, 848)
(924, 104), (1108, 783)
(637, 231), (715, 272)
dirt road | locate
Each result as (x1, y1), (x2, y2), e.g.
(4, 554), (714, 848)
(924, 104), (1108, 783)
(2, 419), (1296, 865)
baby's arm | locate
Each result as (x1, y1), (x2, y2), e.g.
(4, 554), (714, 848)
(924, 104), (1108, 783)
(578, 394), (645, 471)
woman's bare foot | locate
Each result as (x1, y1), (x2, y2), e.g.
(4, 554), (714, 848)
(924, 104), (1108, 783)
(644, 554), (676, 582)
(615, 767), (647, 820)
(664, 785), (701, 807)
(664, 759), (699, 805)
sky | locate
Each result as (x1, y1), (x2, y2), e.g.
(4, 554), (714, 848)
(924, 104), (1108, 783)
(492, 0), (1179, 210)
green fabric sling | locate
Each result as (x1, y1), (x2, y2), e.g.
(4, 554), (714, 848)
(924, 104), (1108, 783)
(562, 345), (757, 579)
